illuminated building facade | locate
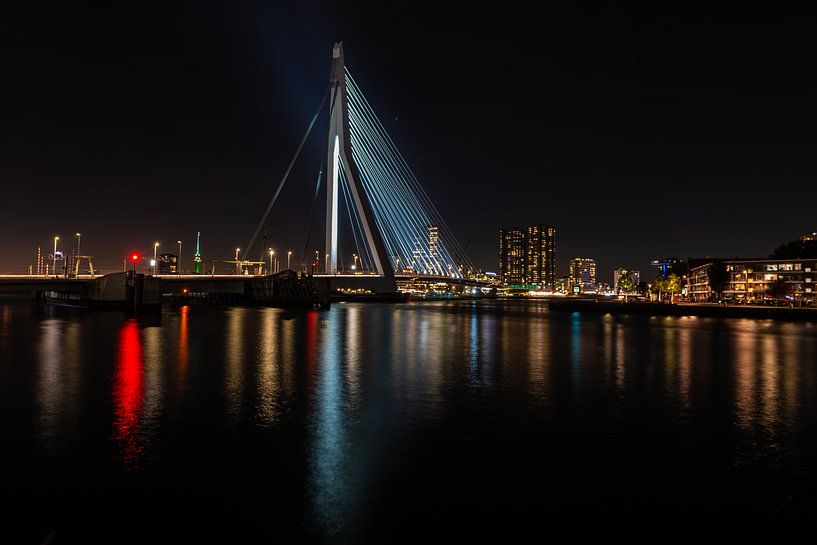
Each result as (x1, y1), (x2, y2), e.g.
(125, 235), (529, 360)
(498, 225), (557, 288)
(499, 227), (527, 286)
(569, 257), (597, 292)
(158, 253), (178, 274)
(526, 225), (557, 290)
(428, 225), (440, 274)
(687, 258), (817, 302)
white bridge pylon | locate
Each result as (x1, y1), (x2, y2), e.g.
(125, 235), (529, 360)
(325, 42), (390, 277)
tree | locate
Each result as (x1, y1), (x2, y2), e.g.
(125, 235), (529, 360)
(707, 261), (729, 301)
(665, 273), (682, 300)
(636, 281), (649, 295)
(771, 238), (817, 259)
(617, 275), (635, 294)
(651, 276), (667, 301)
(767, 277), (788, 302)
(650, 274), (681, 303)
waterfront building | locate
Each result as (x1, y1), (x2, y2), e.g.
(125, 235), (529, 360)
(498, 224), (557, 288)
(650, 257), (684, 277)
(687, 258), (817, 302)
(554, 275), (570, 293)
(526, 225), (557, 290)
(498, 227), (527, 286)
(613, 268), (640, 291)
(158, 253), (178, 274)
(802, 231), (817, 242)
(569, 257), (597, 293)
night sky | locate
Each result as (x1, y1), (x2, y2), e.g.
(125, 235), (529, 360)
(2, 3), (815, 280)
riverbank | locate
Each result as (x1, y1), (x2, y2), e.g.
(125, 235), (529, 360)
(547, 298), (817, 321)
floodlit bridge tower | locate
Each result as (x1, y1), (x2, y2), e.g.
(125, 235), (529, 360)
(324, 42), (392, 279)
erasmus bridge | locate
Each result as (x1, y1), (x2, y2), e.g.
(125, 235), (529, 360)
(243, 42), (476, 294)
(0, 42), (484, 304)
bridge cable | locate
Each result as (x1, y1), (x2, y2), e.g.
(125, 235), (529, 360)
(299, 82), (341, 271)
(300, 159), (324, 272)
(245, 85), (330, 259)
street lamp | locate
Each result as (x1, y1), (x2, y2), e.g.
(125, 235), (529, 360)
(177, 240), (182, 274)
(235, 248), (241, 275)
(153, 242), (160, 274)
(353, 253), (358, 272)
(269, 248), (274, 275)
(325, 253), (329, 274)
(287, 250), (292, 271)
(72, 233), (82, 277)
(52, 236), (59, 278)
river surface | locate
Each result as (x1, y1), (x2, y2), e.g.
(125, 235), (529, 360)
(2, 300), (816, 542)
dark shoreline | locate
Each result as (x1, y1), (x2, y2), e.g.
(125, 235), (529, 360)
(547, 298), (817, 321)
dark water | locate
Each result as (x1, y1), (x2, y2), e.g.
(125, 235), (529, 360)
(2, 300), (817, 542)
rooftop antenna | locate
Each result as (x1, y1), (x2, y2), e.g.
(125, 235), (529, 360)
(194, 231), (202, 274)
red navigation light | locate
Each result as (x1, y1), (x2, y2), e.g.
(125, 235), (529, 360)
(131, 254), (139, 262)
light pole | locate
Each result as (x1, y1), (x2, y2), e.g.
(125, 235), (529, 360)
(353, 253), (358, 272)
(235, 248), (241, 275)
(73, 233), (82, 277)
(153, 242), (159, 274)
(177, 240), (182, 274)
(287, 250), (292, 271)
(325, 253), (329, 274)
(52, 236), (59, 278)
(269, 248), (274, 275)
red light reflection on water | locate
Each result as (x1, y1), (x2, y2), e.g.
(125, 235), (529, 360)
(305, 310), (319, 384)
(112, 319), (144, 471)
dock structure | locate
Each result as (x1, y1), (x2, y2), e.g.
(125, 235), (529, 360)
(0, 270), (330, 310)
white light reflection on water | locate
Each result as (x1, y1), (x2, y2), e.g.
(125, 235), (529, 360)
(38, 319), (65, 449)
(467, 303), (479, 388)
(526, 310), (550, 400)
(224, 307), (246, 421)
(256, 308), (280, 427)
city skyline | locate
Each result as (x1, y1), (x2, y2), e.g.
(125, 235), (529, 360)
(2, 4), (815, 280)
(2, 5), (816, 539)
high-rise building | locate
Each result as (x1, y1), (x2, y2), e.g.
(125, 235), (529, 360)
(526, 225), (557, 290)
(499, 227), (527, 286)
(569, 258), (597, 293)
(499, 225), (557, 288)
(428, 225), (440, 275)
(499, 225), (556, 290)
(613, 268), (640, 291)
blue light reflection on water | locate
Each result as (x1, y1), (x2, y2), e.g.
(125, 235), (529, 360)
(310, 309), (349, 536)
